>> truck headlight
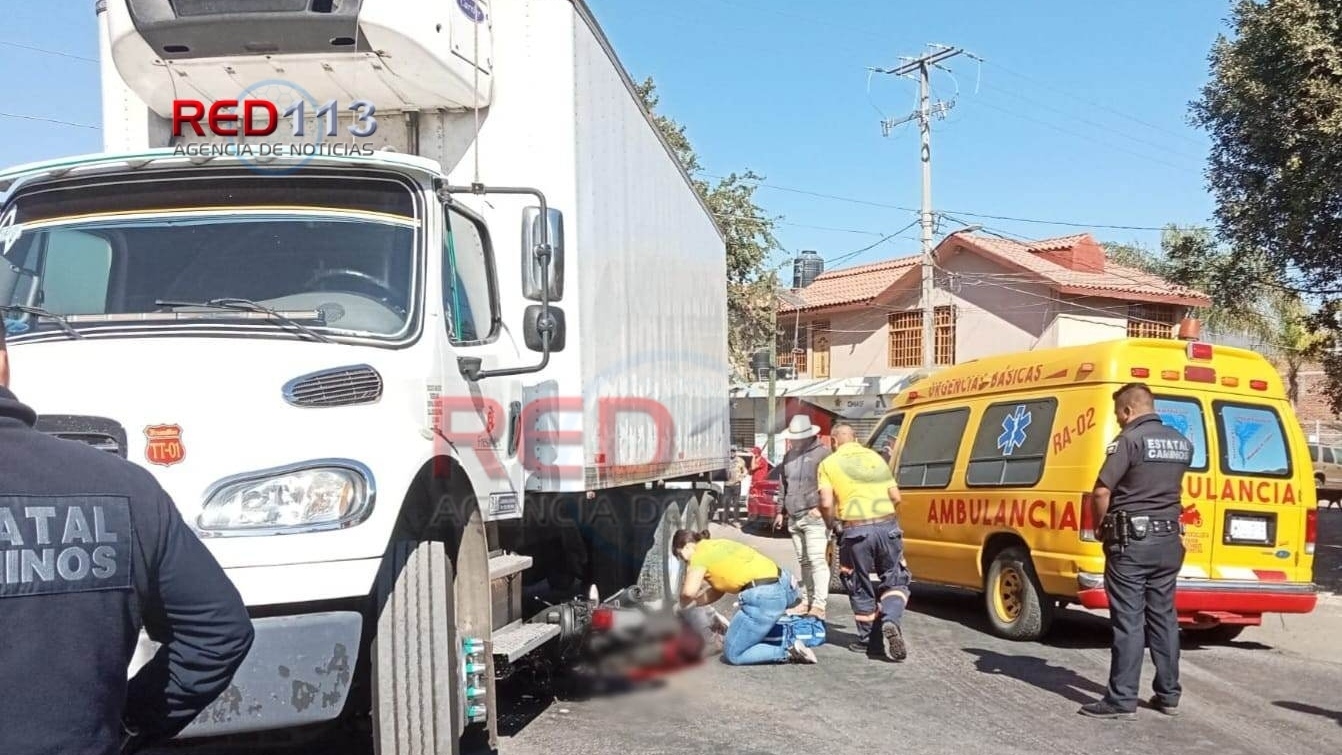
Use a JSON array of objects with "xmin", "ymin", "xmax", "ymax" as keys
[{"xmin": 197, "ymin": 460, "xmax": 375, "ymax": 535}]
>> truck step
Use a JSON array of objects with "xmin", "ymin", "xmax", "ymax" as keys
[
  {"xmin": 489, "ymin": 553, "xmax": 532, "ymax": 581},
  {"xmin": 491, "ymin": 621, "xmax": 560, "ymax": 664}
]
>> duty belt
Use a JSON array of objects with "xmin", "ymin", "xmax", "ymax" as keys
[
  {"xmin": 1101, "ymin": 512, "xmax": 1182, "ymax": 547},
  {"xmin": 842, "ymin": 513, "xmax": 899, "ymax": 528}
]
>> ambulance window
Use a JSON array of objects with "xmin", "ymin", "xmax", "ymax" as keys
[
  {"xmin": 966, "ymin": 399, "xmax": 1057, "ymax": 487},
  {"xmin": 896, "ymin": 408, "xmax": 968, "ymax": 489},
  {"xmin": 868, "ymin": 414, "xmax": 903, "ymax": 464},
  {"xmin": 1213, "ymin": 402, "xmax": 1291, "ymax": 478},
  {"xmin": 1153, "ymin": 397, "xmax": 1208, "ymax": 471}
]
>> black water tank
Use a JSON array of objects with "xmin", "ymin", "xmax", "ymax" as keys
[
  {"xmin": 793, "ymin": 250, "xmax": 824, "ymax": 289},
  {"xmin": 750, "ymin": 350, "xmax": 772, "ymax": 381}
]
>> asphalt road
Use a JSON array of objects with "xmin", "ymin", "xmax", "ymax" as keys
[{"xmin": 152, "ymin": 513, "xmax": 1342, "ymax": 755}]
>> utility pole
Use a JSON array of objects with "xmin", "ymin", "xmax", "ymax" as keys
[{"xmin": 875, "ymin": 45, "xmax": 965, "ymax": 368}]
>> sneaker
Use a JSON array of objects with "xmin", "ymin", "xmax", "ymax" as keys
[
  {"xmin": 846, "ymin": 640, "xmax": 870, "ymax": 654},
  {"xmin": 882, "ymin": 623, "xmax": 907, "ymax": 662},
  {"xmin": 787, "ymin": 638, "xmax": 817, "ymax": 664},
  {"xmin": 1078, "ymin": 701, "xmax": 1136, "ymax": 720},
  {"xmin": 1149, "ymin": 696, "xmax": 1180, "ymax": 717}
]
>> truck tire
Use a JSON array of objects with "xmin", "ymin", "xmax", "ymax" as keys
[
  {"xmin": 372, "ymin": 539, "xmax": 463, "ymax": 755},
  {"xmin": 984, "ymin": 546, "xmax": 1054, "ymax": 641},
  {"xmin": 636, "ymin": 497, "xmax": 683, "ymax": 609}
]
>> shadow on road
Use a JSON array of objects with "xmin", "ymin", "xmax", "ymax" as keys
[
  {"xmin": 1273, "ymin": 700, "xmax": 1342, "ymax": 726},
  {"xmin": 908, "ymin": 586, "xmax": 1114, "ymax": 649},
  {"xmin": 964, "ymin": 648, "xmax": 1105, "ymax": 705}
]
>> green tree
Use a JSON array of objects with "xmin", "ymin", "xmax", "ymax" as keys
[
  {"xmin": 635, "ymin": 77, "xmax": 780, "ymax": 379},
  {"xmin": 1102, "ymin": 227, "xmax": 1319, "ymax": 404},
  {"xmin": 1191, "ymin": 0, "xmax": 1342, "ymax": 408}
]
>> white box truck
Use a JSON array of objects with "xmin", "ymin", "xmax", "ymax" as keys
[{"xmin": 0, "ymin": 1, "xmax": 728, "ymax": 751}]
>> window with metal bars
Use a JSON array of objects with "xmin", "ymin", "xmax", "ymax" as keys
[
  {"xmin": 777, "ymin": 321, "xmax": 809, "ymax": 374},
  {"xmin": 1127, "ymin": 303, "xmax": 1177, "ymax": 338},
  {"xmin": 888, "ymin": 307, "xmax": 954, "ymax": 367}
]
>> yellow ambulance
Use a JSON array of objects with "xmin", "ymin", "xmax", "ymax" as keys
[{"xmin": 870, "ymin": 337, "xmax": 1320, "ymax": 642}]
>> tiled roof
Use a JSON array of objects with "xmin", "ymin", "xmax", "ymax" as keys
[
  {"xmin": 956, "ymin": 233, "xmax": 1211, "ymax": 306},
  {"xmin": 779, "ymin": 232, "xmax": 1210, "ymax": 313},
  {"xmin": 779, "ymin": 256, "xmax": 918, "ymax": 313}
]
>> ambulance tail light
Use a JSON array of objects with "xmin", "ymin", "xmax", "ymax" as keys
[
  {"xmin": 1305, "ymin": 508, "xmax": 1317, "ymax": 556},
  {"xmin": 1221, "ymin": 376, "xmax": 1239, "ymax": 387},
  {"xmin": 1130, "ymin": 367, "xmax": 1150, "ymax": 378},
  {"xmin": 1187, "ymin": 342, "xmax": 1214, "ymax": 360},
  {"xmin": 1079, "ymin": 493, "xmax": 1098, "ymax": 542},
  {"xmin": 1184, "ymin": 366, "xmax": 1216, "ymax": 383},
  {"xmin": 1162, "ymin": 370, "xmax": 1180, "ymax": 381},
  {"xmin": 1250, "ymin": 379, "xmax": 1269, "ymax": 391}
]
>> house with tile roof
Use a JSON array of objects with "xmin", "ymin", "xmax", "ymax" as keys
[
  {"xmin": 774, "ymin": 231, "xmax": 1211, "ymax": 380},
  {"xmin": 729, "ymin": 231, "xmax": 1212, "ymax": 455}
]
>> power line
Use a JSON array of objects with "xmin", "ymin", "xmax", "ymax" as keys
[
  {"xmin": 983, "ymin": 60, "xmax": 1206, "ymax": 148},
  {"xmin": 962, "ymin": 97, "xmax": 1199, "ymax": 174},
  {"xmin": 0, "ymin": 39, "xmax": 96, "ymax": 63},
  {"xmin": 701, "ymin": 172, "xmax": 1203, "ymax": 232},
  {"xmin": 0, "ymin": 111, "xmax": 99, "ymax": 130}
]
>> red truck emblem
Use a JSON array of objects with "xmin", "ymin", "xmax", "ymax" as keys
[
  {"xmin": 1180, "ymin": 503, "xmax": 1202, "ymax": 528},
  {"xmin": 144, "ymin": 424, "xmax": 186, "ymax": 467}
]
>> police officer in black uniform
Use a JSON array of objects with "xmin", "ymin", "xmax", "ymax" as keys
[
  {"xmin": 1080, "ymin": 382, "xmax": 1192, "ymax": 720},
  {"xmin": 0, "ymin": 323, "xmax": 254, "ymax": 755}
]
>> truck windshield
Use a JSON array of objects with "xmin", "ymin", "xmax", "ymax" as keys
[{"xmin": 0, "ymin": 172, "xmax": 421, "ymax": 343}]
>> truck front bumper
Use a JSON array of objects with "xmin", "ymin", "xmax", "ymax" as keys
[
  {"xmin": 1076, "ymin": 574, "xmax": 1318, "ymax": 623},
  {"xmin": 131, "ymin": 611, "xmax": 364, "ymax": 739}
]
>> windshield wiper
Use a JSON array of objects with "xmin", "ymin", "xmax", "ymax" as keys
[
  {"xmin": 154, "ymin": 298, "xmax": 333, "ymax": 344},
  {"xmin": 3, "ymin": 304, "xmax": 84, "ymax": 339}
]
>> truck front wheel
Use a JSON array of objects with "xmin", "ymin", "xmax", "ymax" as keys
[{"xmin": 372, "ymin": 539, "xmax": 464, "ymax": 755}]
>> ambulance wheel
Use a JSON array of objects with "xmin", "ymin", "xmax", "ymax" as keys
[
  {"xmin": 827, "ymin": 537, "xmax": 847, "ymax": 595},
  {"xmin": 984, "ymin": 546, "xmax": 1054, "ymax": 641},
  {"xmin": 372, "ymin": 538, "xmax": 464, "ymax": 755}
]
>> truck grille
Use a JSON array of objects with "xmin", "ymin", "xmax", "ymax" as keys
[
  {"xmin": 34, "ymin": 415, "xmax": 128, "ymax": 458},
  {"xmin": 282, "ymin": 365, "xmax": 384, "ymax": 408}
]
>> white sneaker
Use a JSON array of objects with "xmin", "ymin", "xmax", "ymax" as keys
[{"xmin": 787, "ymin": 638, "xmax": 817, "ymax": 664}]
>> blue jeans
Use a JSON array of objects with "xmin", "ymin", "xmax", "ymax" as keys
[{"xmin": 723, "ymin": 570, "xmax": 797, "ymax": 665}]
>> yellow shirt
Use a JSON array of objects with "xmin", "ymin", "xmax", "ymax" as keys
[
  {"xmin": 818, "ymin": 442, "xmax": 898, "ymax": 522},
  {"xmin": 688, "ymin": 539, "xmax": 779, "ymax": 594}
]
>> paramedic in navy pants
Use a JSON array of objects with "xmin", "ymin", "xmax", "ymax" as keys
[
  {"xmin": 1081, "ymin": 382, "xmax": 1191, "ymax": 720},
  {"xmin": 819, "ymin": 423, "xmax": 910, "ymax": 661},
  {"xmin": 0, "ymin": 322, "xmax": 254, "ymax": 755},
  {"xmin": 674, "ymin": 529, "xmax": 818, "ymax": 665}
]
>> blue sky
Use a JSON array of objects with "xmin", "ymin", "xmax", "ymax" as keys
[{"xmin": 0, "ymin": 0, "xmax": 1232, "ymax": 275}]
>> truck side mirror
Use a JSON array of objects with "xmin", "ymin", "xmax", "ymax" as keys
[
  {"xmin": 523, "ymin": 304, "xmax": 565, "ymax": 353},
  {"xmin": 521, "ymin": 206, "xmax": 564, "ymax": 302}
]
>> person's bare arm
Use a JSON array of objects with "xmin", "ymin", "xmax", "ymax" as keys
[
  {"xmin": 819, "ymin": 486, "xmax": 836, "ymax": 530},
  {"xmin": 1091, "ymin": 485, "xmax": 1112, "ymax": 523},
  {"xmin": 679, "ymin": 565, "xmax": 709, "ymax": 609},
  {"xmin": 887, "ymin": 484, "xmax": 902, "ymax": 506}
]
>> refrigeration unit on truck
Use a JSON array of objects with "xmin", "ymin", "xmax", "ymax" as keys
[{"xmin": 0, "ymin": 1, "xmax": 729, "ymax": 751}]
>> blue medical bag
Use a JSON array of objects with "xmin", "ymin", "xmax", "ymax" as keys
[{"xmin": 765, "ymin": 615, "xmax": 827, "ymax": 648}]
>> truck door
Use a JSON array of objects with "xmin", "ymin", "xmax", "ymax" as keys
[
  {"xmin": 439, "ymin": 205, "xmax": 525, "ymax": 512},
  {"xmin": 1152, "ymin": 395, "xmax": 1215, "ymax": 580}
]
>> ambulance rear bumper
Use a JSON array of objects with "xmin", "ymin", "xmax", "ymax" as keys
[{"xmin": 1076, "ymin": 575, "xmax": 1319, "ymax": 617}]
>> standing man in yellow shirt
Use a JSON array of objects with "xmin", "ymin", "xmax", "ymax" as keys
[{"xmin": 818, "ymin": 423, "xmax": 910, "ymax": 661}]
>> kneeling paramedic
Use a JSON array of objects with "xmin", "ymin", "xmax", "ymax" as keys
[
  {"xmin": 0, "ymin": 322, "xmax": 254, "ymax": 755},
  {"xmin": 674, "ymin": 529, "xmax": 817, "ymax": 665},
  {"xmin": 1081, "ymin": 382, "xmax": 1191, "ymax": 720},
  {"xmin": 818, "ymin": 423, "xmax": 910, "ymax": 661}
]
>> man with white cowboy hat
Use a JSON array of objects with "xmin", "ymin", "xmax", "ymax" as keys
[{"xmin": 774, "ymin": 414, "xmax": 833, "ymax": 619}]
